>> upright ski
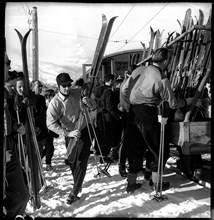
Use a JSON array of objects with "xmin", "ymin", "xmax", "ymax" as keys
[
  {"xmin": 147, "ymin": 27, "xmax": 156, "ymax": 58},
  {"xmin": 88, "ymin": 15, "xmax": 117, "ymax": 96},
  {"xmin": 15, "ymin": 29, "xmax": 42, "ymax": 210}
]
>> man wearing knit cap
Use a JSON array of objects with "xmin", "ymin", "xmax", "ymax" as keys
[{"xmin": 47, "ymin": 72, "xmax": 97, "ymax": 204}]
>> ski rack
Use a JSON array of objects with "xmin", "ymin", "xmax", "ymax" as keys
[{"xmin": 136, "ymin": 24, "xmax": 211, "ymax": 67}]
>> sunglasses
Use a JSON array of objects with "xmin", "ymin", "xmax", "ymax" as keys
[
  {"xmin": 61, "ymin": 83, "xmax": 71, "ymax": 88},
  {"xmin": 5, "ymin": 60, "xmax": 11, "ymax": 66}
]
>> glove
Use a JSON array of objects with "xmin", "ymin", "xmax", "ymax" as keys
[
  {"xmin": 17, "ymin": 123, "xmax": 26, "ymax": 135},
  {"xmin": 6, "ymin": 150, "xmax": 12, "ymax": 162},
  {"xmin": 158, "ymin": 101, "xmax": 170, "ymax": 118},
  {"xmin": 34, "ymin": 126, "xmax": 41, "ymax": 136},
  {"xmin": 82, "ymin": 96, "xmax": 97, "ymax": 109}
]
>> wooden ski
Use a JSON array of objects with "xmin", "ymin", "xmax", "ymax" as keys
[
  {"xmin": 189, "ymin": 9, "xmax": 211, "ymax": 92},
  {"xmin": 170, "ymin": 8, "xmax": 192, "ymax": 97},
  {"xmin": 140, "ymin": 42, "xmax": 146, "ymax": 61},
  {"xmin": 184, "ymin": 60, "xmax": 211, "ymax": 122},
  {"xmin": 147, "ymin": 27, "xmax": 156, "ymax": 58},
  {"xmin": 88, "ymin": 15, "xmax": 117, "ymax": 97},
  {"xmin": 15, "ymin": 29, "xmax": 42, "ymax": 210},
  {"xmin": 185, "ymin": 9, "xmax": 205, "ymax": 97}
]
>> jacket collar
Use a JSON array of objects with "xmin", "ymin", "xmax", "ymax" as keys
[{"xmin": 58, "ymin": 91, "xmax": 68, "ymax": 101}]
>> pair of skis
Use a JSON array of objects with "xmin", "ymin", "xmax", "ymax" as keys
[
  {"xmin": 15, "ymin": 29, "xmax": 50, "ymax": 210},
  {"xmin": 88, "ymin": 14, "xmax": 117, "ymax": 97},
  {"xmin": 138, "ymin": 26, "xmax": 163, "ymax": 66},
  {"xmin": 66, "ymin": 14, "xmax": 117, "ymax": 178}
]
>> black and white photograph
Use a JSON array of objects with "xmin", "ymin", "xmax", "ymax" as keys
[{"xmin": 3, "ymin": 2, "xmax": 211, "ymax": 218}]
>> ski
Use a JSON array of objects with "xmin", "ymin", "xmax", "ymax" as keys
[
  {"xmin": 147, "ymin": 27, "xmax": 156, "ymax": 58},
  {"xmin": 168, "ymin": 33, "xmax": 181, "ymax": 82},
  {"xmin": 177, "ymin": 19, "xmax": 182, "ymax": 32},
  {"xmin": 189, "ymin": 9, "xmax": 211, "ymax": 92},
  {"xmin": 130, "ymin": 52, "xmax": 140, "ymax": 65},
  {"xmin": 15, "ymin": 29, "xmax": 42, "ymax": 210},
  {"xmin": 154, "ymin": 29, "xmax": 160, "ymax": 50},
  {"xmin": 185, "ymin": 9, "xmax": 205, "ymax": 97},
  {"xmin": 184, "ymin": 60, "xmax": 211, "ymax": 122},
  {"xmin": 180, "ymin": 16, "xmax": 195, "ymax": 96},
  {"xmin": 154, "ymin": 29, "xmax": 164, "ymax": 50},
  {"xmin": 165, "ymin": 31, "xmax": 175, "ymax": 47},
  {"xmin": 89, "ymin": 14, "xmax": 108, "ymax": 83},
  {"xmin": 88, "ymin": 15, "xmax": 117, "ymax": 96},
  {"xmin": 140, "ymin": 42, "xmax": 146, "ymax": 61},
  {"xmin": 170, "ymin": 8, "xmax": 192, "ymax": 97}
]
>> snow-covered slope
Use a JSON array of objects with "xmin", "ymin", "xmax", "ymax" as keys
[{"xmin": 26, "ymin": 137, "xmax": 211, "ymax": 218}]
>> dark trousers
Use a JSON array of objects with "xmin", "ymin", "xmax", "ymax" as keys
[
  {"xmin": 43, "ymin": 133, "xmax": 55, "ymax": 165},
  {"xmin": 65, "ymin": 127, "xmax": 92, "ymax": 195},
  {"xmin": 4, "ymin": 136, "xmax": 29, "ymax": 218},
  {"xmin": 132, "ymin": 104, "xmax": 170, "ymax": 172},
  {"xmin": 37, "ymin": 139, "xmax": 44, "ymax": 158},
  {"xmin": 118, "ymin": 130, "xmax": 128, "ymax": 167},
  {"xmin": 122, "ymin": 110, "xmax": 146, "ymax": 174},
  {"xmin": 118, "ymin": 111, "xmax": 129, "ymax": 167}
]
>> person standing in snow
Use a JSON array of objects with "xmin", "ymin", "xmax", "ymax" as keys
[
  {"xmin": 46, "ymin": 73, "xmax": 97, "ymax": 204},
  {"xmin": 30, "ymin": 80, "xmax": 49, "ymax": 158},
  {"xmin": 93, "ymin": 73, "xmax": 122, "ymax": 163},
  {"xmin": 121, "ymin": 48, "xmax": 201, "ymax": 192},
  {"xmin": 118, "ymin": 65, "xmax": 147, "ymax": 192},
  {"xmin": 43, "ymin": 89, "xmax": 59, "ymax": 171},
  {"xmin": 3, "ymin": 55, "xmax": 30, "ymax": 219}
]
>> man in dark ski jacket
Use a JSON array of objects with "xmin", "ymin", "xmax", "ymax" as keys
[
  {"xmin": 3, "ymin": 54, "xmax": 30, "ymax": 219},
  {"xmin": 31, "ymin": 80, "xmax": 48, "ymax": 158},
  {"xmin": 93, "ymin": 73, "xmax": 122, "ymax": 163}
]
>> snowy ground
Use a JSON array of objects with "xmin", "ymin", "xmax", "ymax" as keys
[{"xmin": 26, "ymin": 137, "xmax": 211, "ymax": 218}]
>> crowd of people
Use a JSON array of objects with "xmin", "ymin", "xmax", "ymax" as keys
[{"xmin": 4, "ymin": 47, "xmax": 209, "ymax": 218}]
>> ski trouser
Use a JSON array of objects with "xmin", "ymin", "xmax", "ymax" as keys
[
  {"xmin": 118, "ymin": 129, "xmax": 128, "ymax": 168},
  {"xmin": 131, "ymin": 104, "xmax": 170, "ymax": 172},
  {"xmin": 43, "ymin": 132, "xmax": 55, "ymax": 165},
  {"xmin": 65, "ymin": 126, "xmax": 92, "ymax": 195},
  {"xmin": 4, "ymin": 136, "xmax": 30, "ymax": 219},
  {"xmin": 125, "ymin": 109, "xmax": 146, "ymax": 174}
]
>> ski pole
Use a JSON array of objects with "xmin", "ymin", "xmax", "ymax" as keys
[
  {"xmin": 83, "ymin": 108, "xmax": 100, "ymax": 176},
  {"xmin": 153, "ymin": 101, "xmax": 169, "ymax": 201},
  {"xmin": 84, "ymin": 106, "xmax": 111, "ymax": 177}
]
